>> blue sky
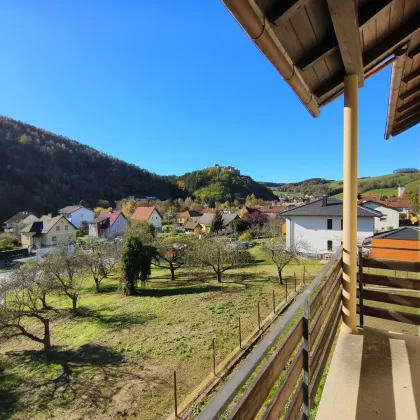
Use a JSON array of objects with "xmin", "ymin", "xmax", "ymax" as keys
[{"xmin": 0, "ymin": 1, "xmax": 418, "ymax": 183}]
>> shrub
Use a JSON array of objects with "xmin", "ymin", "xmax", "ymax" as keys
[{"xmin": 239, "ymin": 232, "xmax": 253, "ymax": 242}]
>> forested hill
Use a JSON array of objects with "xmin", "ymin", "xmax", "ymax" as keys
[
  {"xmin": 0, "ymin": 116, "xmax": 185, "ymax": 222},
  {"xmin": 165, "ymin": 167, "xmax": 278, "ymax": 205}
]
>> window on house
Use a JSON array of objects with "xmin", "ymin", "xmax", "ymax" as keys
[
  {"xmin": 65, "ymin": 225, "xmax": 68, "ymax": 231},
  {"xmin": 56, "ymin": 226, "xmax": 60, "ymax": 231},
  {"xmin": 327, "ymin": 240, "xmax": 333, "ymax": 251},
  {"xmin": 327, "ymin": 219, "xmax": 333, "ymax": 230},
  {"xmin": 52, "ymin": 236, "xmax": 57, "ymax": 242},
  {"xmin": 341, "ymin": 219, "xmax": 343, "ymax": 230}
]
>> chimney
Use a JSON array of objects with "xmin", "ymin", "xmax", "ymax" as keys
[
  {"xmin": 48, "ymin": 212, "xmax": 52, "ymax": 218},
  {"xmin": 322, "ymin": 195, "xmax": 328, "ymax": 207}
]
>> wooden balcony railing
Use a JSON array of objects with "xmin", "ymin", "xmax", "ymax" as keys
[
  {"xmin": 358, "ymin": 246, "xmax": 420, "ymax": 328},
  {"xmin": 197, "ymin": 249, "xmax": 343, "ymax": 420}
]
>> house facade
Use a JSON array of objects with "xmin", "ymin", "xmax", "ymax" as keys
[
  {"xmin": 3, "ymin": 211, "xmax": 38, "ymax": 233},
  {"xmin": 177, "ymin": 210, "xmax": 203, "ymax": 225},
  {"xmin": 198, "ymin": 213, "xmax": 240, "ymax": 234},
  {"xmin": 59, "ymin": 206, "xmax": 94, "ymax": 228},
  {"xmin": 89, "ymin": 210, "xmax": 128, "ymax": 239},
  {"xmin": 282, "ymin": 197, "xmax": 381, "ymax": 255},
  {"xmin": 361, "ymin": 201, "xmax": 400, "ymax": 232},
  {"xmin": 21, "ymin": 215, "xmax": 77, "ymax": 249},
  {"xmin": 131, "ymin": 206, "xmax": 162, "ymax": 232}
]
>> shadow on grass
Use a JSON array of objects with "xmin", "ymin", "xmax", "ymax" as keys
[
  {"xmin": 0, "ymin": 369, "xmax": 20, "ymax": 420},
  {"xmin": 77, "ymin": 306, "xmax": 155, "ymax": 327},
  {"xmin": 134, "ymin": 284, "xmax": 222, "ymax": 297},
  {"xmin": 4, "ymin": 344, "xmax": 125, "ymax": 414}
]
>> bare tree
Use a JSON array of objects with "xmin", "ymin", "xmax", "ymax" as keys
[
  {"xmin": 189, "ymin": 238, "xmax": 253, "ymax": 283},
  {"xmin": 0, "ymin": 265, "xmax": 54, "ymax": 351},
  {"xmin": 83, "ymin": 241, "xmax": 108, "ymax": 292},
  {"xmin": 153, "ymin": 236, "xmax": 192, "ymax": 281},
  {"xmin": 43, "ymin": 242, "xmax": 86, "ymax": 314},
  {"xmin": 264, "ymin": 239, "xmax": 303, "ymax": 285}
]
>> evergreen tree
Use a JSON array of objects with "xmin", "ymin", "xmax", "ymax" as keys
[{"xmin": 210, "ymin": 210, "xmax": 224, "ymax": 233}]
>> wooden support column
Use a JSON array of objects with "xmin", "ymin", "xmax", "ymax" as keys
[{"xmin": 342, "ymin": 75, "xmax": 358, "ymax": 334}]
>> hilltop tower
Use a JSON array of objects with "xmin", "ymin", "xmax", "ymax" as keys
[{"xmin": 398, "ymin": 184, "xmax": 406, "ymax": 198}]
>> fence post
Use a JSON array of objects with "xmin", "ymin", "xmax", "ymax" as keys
[
  {"xmin": 358, "ymin": 248, "xmax": 364, "ymax": 328},
  {"xmin": 238, "ymin": 316, "xmax": 242, "ymax": 349},
  {"xmin": 285, "ymin": 278, "xmax": 288, "ymax": 300},
  {"xmin": 257, "ymin": 302, "xmax": 261, "ymax": 330},
  {"xmin": 212, "ymin": 338, "xmax": 216, "ymax": 377},
  {"xmin": 272, "ymin": 290, "xmax": 276, "ymax": 314},
  {"xmin": 303, "ymin": 299, "xmax": 311, "ymax": 419},
  {"xmin": 174, "ymin": 371, "xmax": 178, "ymax": 418},
  {"xmin": 303, "ymin": 266, "xmax": 306, "ymax": 284},
  {"xmin": 294, "ymin": 272, "xmax": 297, "ymax": 292}
]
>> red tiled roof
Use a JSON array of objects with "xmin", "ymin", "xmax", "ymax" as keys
[
  {"xmin": 378, "ymin": 199, "xmax": 412, "ymax": 209},
  {"xmin": 90, "ymin": 210, "xmax": 124, "ymax": 226},
  {"xmin": 178, "ymin": 210, "xmax": 203, "ymax": 218},
  {"xmin": 201, "ymin": 209, "xmax": 217, "ymax": 214},
  {"xmin": 132, "ymin": 206, "xmax": 159, "ymax": 221}
]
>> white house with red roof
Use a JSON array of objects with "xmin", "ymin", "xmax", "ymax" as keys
[
  {"xmin": 131, "ymin": 206, "xmax": 162, "ymax": 232},
  {"xmin": 88, "ymin": 210, "xmax": 128, "ymax": 239}
]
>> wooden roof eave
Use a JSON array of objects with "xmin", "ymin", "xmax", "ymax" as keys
[
  {"xmin": 222, "ymin": 0, "xmax": 320, "ymax": 118},
  {"xmin": 384, "ymin": 46, "xmax": 409, "ymax": 140}
]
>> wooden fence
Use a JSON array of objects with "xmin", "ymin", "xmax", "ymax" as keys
[
  {"xmin": 358, "ymin": 247, "xmax": 420, "ymax": 327},
  {"xmin": 197, "ymin": 249, "xmax": 343, "ymax": 420}
]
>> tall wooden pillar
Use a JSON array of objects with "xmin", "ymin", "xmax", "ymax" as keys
[{"xmin": 342, "ymin": 75, "xmax": 358, "ymax": 334}]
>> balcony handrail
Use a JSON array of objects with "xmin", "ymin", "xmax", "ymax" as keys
[
  {"xmin": 197, "ymin": 248, "xmax": 343, "ymax": 420},
  {"xmin": 360, "ymin": 245, "xmax": 420, "ymax": 252}
]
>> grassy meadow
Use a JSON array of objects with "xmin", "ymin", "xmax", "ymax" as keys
[{"xmin": 0, "ymin": 242, "xmax": 322, "ymax": 420}]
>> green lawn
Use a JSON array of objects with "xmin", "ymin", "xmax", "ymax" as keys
[{"xmin": 0, "ymin": 242, "xmax": 323, "ymax": 420}]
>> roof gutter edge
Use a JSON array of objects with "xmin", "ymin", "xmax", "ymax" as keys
[{"xmin": 221, "ymin": 0, "xmax": 320, "ymax": 118}]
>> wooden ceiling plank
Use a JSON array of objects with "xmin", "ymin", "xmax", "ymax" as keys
[
  {"xmin": 265, "ymin": 0, "xmax": 312, "ymax": 23},
  {"xmin": 326, "ymin": 0, "xmax": 364, "ymax": 85},
  {"xmin": 315, "ymin": 10, "xmax": 420, "ymax": 98},
  {"xmin": 392, "ymin": 117, "xmax": 420, "ymax": 136},
  {"xmin": 408, "ymin": 44, "xmax": 420, "ymax": 59},
  {"xmin": 296, "ymin": 0, "xmax": 392, "ymax": 71},
  {"xmin": 397, "ymin": 97, "xmax": 420, "ymax": 112},
  {"xmin": 396, "ymin": 103, "xmax": 420, "ymax": 119},
  {"xmin": 395, "ymin": 109, "xmax": 420, "ymax": 123},
  {"xmin": 400, "ymin": 84, "xmax": 420, "ymax": 99},
  {"xmin": 402, "ymin": 67, "xmax": 420, "ymax": 83}
]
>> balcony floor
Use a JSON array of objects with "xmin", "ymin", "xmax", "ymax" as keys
[{"xmin": 316, "ymin": 326, "xmax": 420, "ymax": 420}]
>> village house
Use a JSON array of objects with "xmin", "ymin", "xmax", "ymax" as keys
[
  {"xmin": 3, "ymin": 211, "xmax": 38, "ymax": 234},
  {"xmin": 21, "ymin": 215, "xmax": 77, "ymax": 249},
  {"xmin": 365, "ymin": 227, "xmax": 419, "ymax": 262},
  {"xmin": 184, "ymin": 221, "xmax": 202, "ymax": 235},
  {"xmin": 198, "ymin": 213, "xmax": 240, "ymax": 234},
  {"xmin": 88, "ymin": 210, "xmax": 128, "ymax": 239},
  {"xmin": 281, "ymin": 196, "xmax": 381, "ymax": 256},
  {"xmin": 360, "ymin": 201, "xmax": 400, "ymax": 232},
  {"xmin": 259, "ymin": 205, "xmax": 286, "ymax": 219},
  {"xmin": 131, "ymin": 206, "xmax": 162, "ymax": 232},
  {"xmin": 58, "ymin": 206, "xmax": 94, "ymax": 228},
  {"xmin": 177, "ymin": 210, "xmax": 203, "ymax": 225}
]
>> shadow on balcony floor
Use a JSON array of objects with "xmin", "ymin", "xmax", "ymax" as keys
[{"xmin": 316, "ymin": 326, "xmax": 420, "ymax": 420}]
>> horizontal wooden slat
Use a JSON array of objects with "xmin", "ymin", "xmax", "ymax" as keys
[
  {"xmin": 358, "ymin": 289, "xmax": 420, "ymax": 308},
  {"xmin": 311, "ymin": 259, "xmax": 342, "ymax": 316},
  {"xmin": 310, "ymin": 272, "xmax": 341, "ymax": 348},
  {"xmin": 310, "ymin": 294, "xmax": 342, "ymax": 377},
  {"xmin": 362, "ymin": 258, "xmax": 420, "ymax": 272},
  {"xmin": 229, "ymin": 319, "xmax": 303, "ymax": 419},
  {"xmin": 358, "ymin": 305, "xmax": 420, "ymax": 326},
  {"xmin": 310, "ymin": 304, "xmax": 341, "ymax": 402},
  {"xmin": 284, "ymin": 379, "xmax": 303, "ymax": 420},
  {"xmin": 262, "ymin": 349, "xmax": 303, "ymax": 420},
  {"xmin": 362, "ymin": 273, "xmax": 420, "ymax": 291}
]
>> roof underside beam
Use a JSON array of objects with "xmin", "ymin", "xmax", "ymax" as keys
[
  {"xmin": 396, "ymin": 104, "xmax": 420, "ymax": 121},
  {"xmin": 326, "ymin": 0, "xmax": 364, "ymax": 86},
  {"xmin": 402, "ymin": 68, "xmax": 420, "ymax": 84},
  {"xmin": 397, "ymin": 98, "xmax": 420, "ymax": 113},
  {"xmin": 265, "ymin": 0, "xmax": 312, "ymax": 24},
  {"xmin": 315, "ymin": 10, "xmax": 420, "ymax": 100},
  {"xmin": 408, "ymin": 44, "xmax": 420, "ymax": 59},
  {"xmin": 385, "ymin": 47, "xmax": 409, "ymax": 139},
  {"xmin": 392, "ymin": 115, "xmax": 420, "ymax": 136},
  {"xmin": 296, "ymin": 0, "xmax": 392, "ymax": 71}
]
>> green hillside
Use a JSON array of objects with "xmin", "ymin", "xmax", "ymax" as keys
[
  {"xmin": 267, "ymin": 172, "xmax": 419, "ymax": 199},
  {"xmin": 167, "ymin": 167, "xmax": 277, "ymax": 205},
  {"xmin": 0, "ymin": 116, "xmax": 185, "ymax": 223}
]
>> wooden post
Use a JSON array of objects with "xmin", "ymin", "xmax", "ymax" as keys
[
  {"xmin": 294, "ymin": 272, "xmax": 297, "ymax": 292},
  {"xmin": 303, "ymin": 266, "xmax": 306, "ymax": 284},
  {"xmin": 257, "ymin": 302, "xmax": 261, "ymax": 330},
  {"xmin": 272, "ymin": 290, "xmax": 276, "ymax": 314},
  {"xmin": 285, "ymin": 279, "xmax": 288, "ymax": 300},
  {"xmin": 174, "ymin": 371, "xmax": 178, "ymax": 418},
  {"xmin": 358, "ymin": 248, "xmax": 364, "ymax": 328},
  {"xmin": 238, "ymin": 316, "xmax": 242, "ymax": 349},
  {"xmin": 303, "ymin": 299, "xmax": 311, "ymax": 419},
  {"xmin": 342, "ymin": 74, "xmax": 359, "ymax": 334},
  {"xmin": 212, "ymin": 338, "xmax": 216, "ymax": 377}
]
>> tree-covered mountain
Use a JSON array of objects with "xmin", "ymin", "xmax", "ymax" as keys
[
  {"xmin": 0, "ymin": 116, "xmax": 185, "ymax": 223},
  {"xmin": 166, "ymin": 166, "xmax": 278, "ymax": 205}
]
